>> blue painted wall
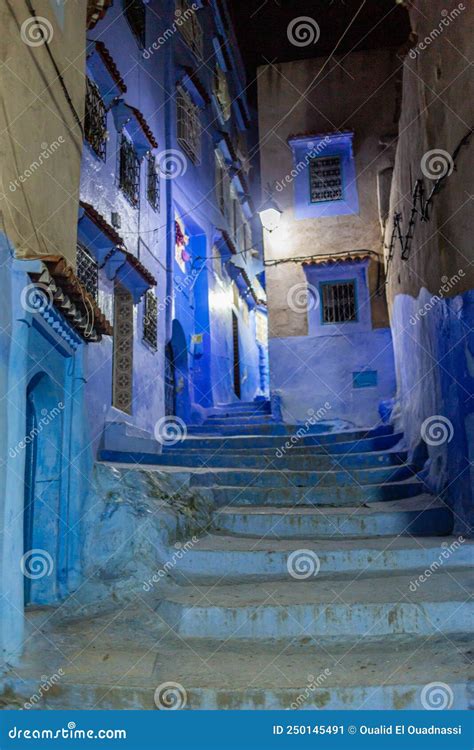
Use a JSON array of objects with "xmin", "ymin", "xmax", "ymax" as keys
[{"xmin": 391, "ymin": 289, "xmax": 474, "ymax": 535}]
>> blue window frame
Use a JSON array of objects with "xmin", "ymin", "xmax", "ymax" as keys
[{"xmin": 320, "ymin": 279, "xmax": 358, "ymax": 324}]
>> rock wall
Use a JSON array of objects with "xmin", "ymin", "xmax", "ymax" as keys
[{"xmin": 76, "ymin": 464, "xmax": 214, "ymax": 607}]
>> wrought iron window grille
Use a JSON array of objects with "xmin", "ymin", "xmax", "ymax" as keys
[
  {"xmin": 123, "ymin": 0, "xmax": 146, "ymax": 47},
  {"xmin": 309, "ymin": 155, "xmax": 343, "ymax": 203},
  {"xmin": 76, "ymin": 244, "xmax": 99, "ymax": 302},
  {"xmin": 321, "ymin": 281, "xmax": 357, "ymax": 324},
  {"xmin": 177, "ymin": 86, "xmax": 201, "ymax": 165},
  {"xmin": 84, "ymin": 78, "xmax": 107, "ymax": 160},
  {"xmin": 119, "ymin": 134, "xmax": 140, "ymax": 207},
  {"xmin": 175, "ymin": 0, "xmax": 203, "ymax": 58},
  {"xmin": 146, "ymin": 153, "xmax": 160, "ymax": 211},
  {"xmin": 143, "ymin": 289, "xmax": 158, "ymax": 350}
]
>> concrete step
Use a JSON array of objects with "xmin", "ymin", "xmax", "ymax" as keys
[
  {"xmin": 168, "ymin": 534, "xmax": 471, "ymax": 583},
  {"xmin": 116, "ymin": 449, "xmax": 409, "ymax": 471},
  {"xmin": 214, "ymin": 400, "xmax": 271, "ymax": 412},
  {"xmin": 187, "ymin": 424, "xmax": 394, "ymax": 439},
  {"xmin": 166, "ymin": 428, "xmax": 399, "ymax": 452},
  {"xmin": 191, "ymin": 464, "xmax": 417, "ymax": 489},
  {"xmin": 203, "ymin": 415, "xmax": 275, "ymax": 426},
  {"xmin": 157, "ymin": 568, "xmax": 473, "ymax": 640},
  {"xmin": 5, "ymin": 616, "xmax": 471, "ymax": 709},
  {"xmin": 213, "ymin": 496, "xmax": 453, "ymax": 538},
  {"xmin": 210, "ymin": 479, "xmax": 424, "ymax": 507}
]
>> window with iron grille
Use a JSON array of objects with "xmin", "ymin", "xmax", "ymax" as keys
[
  {"xmin": 320, "ymin": 280, "xmax": 357, "ymax": 324},
  {"xmin": 143, "ymin": 289, "xmax": 158, "ymax": 350},
  {"xmin": 215, "ymin": 152, "xmax": 226, "ymax": 215},
  {"xmin": 76, "ymin": 244, "xmax": 99, "ymax": 302},
  {"xmin": 309, "ymin": 155, "xmax": 343, "ymax": 203},
  {"xmin": 119, "ymin": 134, "xmax": 140, "ymax": 206},
  {"xmin": 123, "ymin": 0, "xmax": 146, "ymax": 47},
  {"xmin": 177, "ymin": 87, "xmax": 201, "ymax": 165},
  {"xmin": 84, "ymin": 78, "xmax": 107, "ymax": 160},
  {"xmin": 146, "ymin": 153, "xmax": 160, "ymax": 211},
  {"xmin": 176, "ymin": 0, "xmax": 203, "ymax": 58}
]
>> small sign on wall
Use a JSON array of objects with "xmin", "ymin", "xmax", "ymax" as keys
[{"xmin": 353, "ymin": 370, "xmax": 378, "ymax": 388}]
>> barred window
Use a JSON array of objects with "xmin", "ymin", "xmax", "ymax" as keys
[
  {"xmin": 143, "ymin": 289, "xmax": 158, "ymax": 349},
  {"xmin": 123, "ymin": 0, "xmax": 146, "ymax": 47},
  {"xmin": 215, "ymin": 152, "xmax": 226, "ymax": 215},
  {"xmin": 177, "ymin": 87, "xmax": 201, "ymax": 165},
  {"xmin": 309, "ymin": 156, "xmax": 343, "ymax": 203},
  {"xmin": 146, "ymin": 153, "xmax": 160, "ymax": 211},
  {"xmin": 119, "ymin": 135, "xmax": 140, "ymax": 206},
  {"xmin": 84, "ymin": 78, "xmax": 107, "ymax": 160},
  {"xmin": 321, "ymin": 281, "xmax": 357, "ymax": 324},
  {"xmin": 76, "ymin": 245, "xmax": 99, "ymax": 302},
  {"xmin": 176, "ymin": 0, "xmax": 203, "ymax": 58}
]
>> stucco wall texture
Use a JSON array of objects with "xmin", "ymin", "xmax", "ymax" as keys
[
  {"xmin": 258, "ymin": 49, "xmax": 400, "ymax": 339},
  {"xmin": 385, "ymin": 0, "xmax": 473, "ymax": 531}
]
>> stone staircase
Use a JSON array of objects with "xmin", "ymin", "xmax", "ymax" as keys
[
  {"xmin": 95, "ymin": 402, "xmax": 472, "ymax": 709},
  {"xmin": 6, "ymin": 403, "xmax": 472, "ymax": 710}
]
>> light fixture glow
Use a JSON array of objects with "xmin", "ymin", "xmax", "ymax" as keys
[{"xmin": 259, "ymin": 189, "xmax": 282, "ymax": 232}]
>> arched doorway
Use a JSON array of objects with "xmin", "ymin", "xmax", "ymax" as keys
[{"xmin": 23, "ymin": 372, "xmax": 64, "ymax": 605}]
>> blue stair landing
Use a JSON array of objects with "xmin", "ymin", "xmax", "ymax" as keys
[{"xmin": 92, "ymin": 408, "xmax": 473, "ymax": 709}]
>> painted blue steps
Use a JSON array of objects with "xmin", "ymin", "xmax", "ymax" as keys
[
  {"xmin": 156, "ymin": 568, "xmax": 473, "ymax": 640},
  {"xmin": 164, "ymin": 534, "xmax": 470, "ymax": 583},
  {"xmin": 190, "ymin": 464, "xmax": 417, "ymax": 488},
  {"xmin": 213, "ymin": 496, "xmax": 453, "ymax": 538},
  {"xmin": 209, "ymin": 480, "xmax": 424, "ymax": 507}
]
